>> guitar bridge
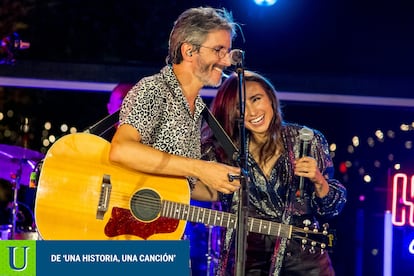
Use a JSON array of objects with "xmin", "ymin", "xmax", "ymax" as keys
[{"xmin": 96, "ymin": 174, "xmax": 112, "ymax": 220}]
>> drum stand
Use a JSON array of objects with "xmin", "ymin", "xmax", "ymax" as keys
[
  {"xmin": 0, "ymin": 141, "xmax": 43, "ymax": 240},
  {"xmin": 206, "ymin": 225, "xmax": 214, "ymax": 276},
  {"xmin": 206, "ymin": 225, "xmax": 220, "ymax": 275},
  {"xmin": 9, "ymin": 160, "xmax": 23, "ymax": 240}
]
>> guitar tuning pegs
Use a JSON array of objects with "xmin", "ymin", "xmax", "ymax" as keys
[
  {"xmin": 303, "ymin": 219, "xmax": 311, "ymax": 231},
  {"xmin": 301, "ymin": 239, "xmax": 308, "ymax": 251},
  {"xmin": 313, "ymin": 224, "xmax": 319, "ymax": 233},
  {"xmin": 309, "ymin": 246, "xmax": 316, "ymax": 254},
  {"xmin": 322, "ymin": 223, "xmax": 329, "ymax": 235}
]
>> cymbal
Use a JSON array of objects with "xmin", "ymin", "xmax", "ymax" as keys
[
  {"xmin": 0, "ymin": 145, "xmax": 44, "ymax": 161},
  {"xmin": 0, "ymin": 145, "xmax": 44, "ymax": 186}
]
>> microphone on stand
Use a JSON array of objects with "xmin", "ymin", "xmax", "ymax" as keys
[
  {"xmin": 297, "ymin": 126, "xmax": 314, "ymax": 198},
  {"xmin": 1, "ymin": 32, "xmax": 30, "ymax": 50},
  {"xmin": 229, "ymin": 49, "xmax": 244, "ymax": 66},
  {"xmin": 0, "ymin": 32, "xmax": 30, "ymax": 64}
]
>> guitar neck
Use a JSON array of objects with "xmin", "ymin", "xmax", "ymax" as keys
[{"xmin": 162, "ymin": 200, "xmax": 292, "ymax": 239}]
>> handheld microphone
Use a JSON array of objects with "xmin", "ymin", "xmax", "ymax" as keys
[
  {"xmin": 297, "ymin": 126, "xmax": 314, "ymax": 198},
  {"xmin": 229, "ymin": 49, "xmax": 244, "ymax": 65}
]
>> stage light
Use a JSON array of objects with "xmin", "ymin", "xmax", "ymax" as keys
[
  {"xmin": 42, "ymin": 138, "xmax": 49, "ymax": 146},
  {"xmin": 352, "ymin": 136, "xmax": 360, "ymax": 147},
  {"xmin": 60, "ymin": 123, "xmax": 68, "ymax": 132},
  {"xmin": 347, "ymin": 145, "xmax": 355, "ymax": 154},
  {"xmin": 48, "ymin": 135, "xmax": 56, "ymax": 143},
  {"xmin": 253, "ymin": 0, "xmax": 277, "ymax": 7},
  {"xmin": 363, "ymin": 174, "xmax": 372, "ymax": 183},
  {"xmin": 44, "ymin": 121, "xmax": 51, "ymax": 130}
]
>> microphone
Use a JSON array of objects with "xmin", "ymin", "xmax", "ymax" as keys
[
  {"xmin": 1, "ymin": 33, "xmax": 30, "ymax": 51},
  {"xmin": 1, "ymin": 32, "xmax": 30, "ymax": 64},
  {"xmin": 297, "ymin": 126, "xmax": 314, "ymax": 198},
  {"xmin": 229, "ymin": 49, "xmax": 244, "ymax": 65}
]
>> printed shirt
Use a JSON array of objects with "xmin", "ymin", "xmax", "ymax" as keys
[{"xmin": 119, "ymin": 65, "xmax": 206, "ymax": 185}]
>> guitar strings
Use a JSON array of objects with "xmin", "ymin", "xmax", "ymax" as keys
[
  {"xmin": 104, "ymin": 192, "xmax": 329, "ymax": 248},
  {"xmin": 128, "ymin": 194, "xmax": 326, "ymax": 239},
  {"xmin": 126, "ymin": 194, "xmax": 327, "ymax": 234}
]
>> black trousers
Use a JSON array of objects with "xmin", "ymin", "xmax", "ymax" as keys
[{"xmin": 245, "ymin": 233, "xmax": 335, "ymax": 276}]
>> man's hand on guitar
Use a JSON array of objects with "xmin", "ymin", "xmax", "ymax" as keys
[{"xmin": 197, "ymin": 161, "xmax": 240, "ymax": 195}]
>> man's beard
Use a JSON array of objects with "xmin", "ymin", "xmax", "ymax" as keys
[{"xmin": 196, "ymin": 59, "xmax": 223, "ymax": 87}]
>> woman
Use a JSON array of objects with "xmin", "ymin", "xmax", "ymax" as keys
[{"xmin": 201, "ymin": 71, "xmax": 347, "ymax": 275}]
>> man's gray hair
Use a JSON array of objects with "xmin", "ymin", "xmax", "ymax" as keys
[{"xmin": 166, "ymin": 7, "xmax": 238, "ymax": 65}]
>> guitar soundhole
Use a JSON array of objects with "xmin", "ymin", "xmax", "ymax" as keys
[{"xmin": 131, "ymin": 189, "xmax": 161, "ymax": 221}]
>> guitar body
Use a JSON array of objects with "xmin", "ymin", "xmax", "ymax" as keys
[{"xmin": 34, "ymin": 133, "xmax": 190, "ymax": 240}]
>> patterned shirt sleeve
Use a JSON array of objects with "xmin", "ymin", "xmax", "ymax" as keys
[{"xmin": 119, "ymin": 77, "xmax": 164, "ymax": 144}]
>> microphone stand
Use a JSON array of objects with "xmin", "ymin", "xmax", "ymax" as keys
[{"xmin": 234, "ymin": 60, "xmax": 249, "ymax": 276}]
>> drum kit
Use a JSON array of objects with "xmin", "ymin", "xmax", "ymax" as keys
[
  {"xmin": 0, "ymin": 143, "xmax": 43, "ymax": 240},
  {"xmin": 0, "ymin": 141, "xmax": 222, "ymax": 273}
]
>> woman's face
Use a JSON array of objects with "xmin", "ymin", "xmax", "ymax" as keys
[{"xmin": 243, "ymin": 81, "xmax": 274, "ymax": 138}]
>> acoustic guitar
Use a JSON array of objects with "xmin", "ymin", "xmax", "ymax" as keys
[{"xmin": 34, "ymin": 133, "xmax": 333, "ymax": 250}]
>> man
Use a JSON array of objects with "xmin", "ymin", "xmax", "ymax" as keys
[
  {"xmin": 108, "ymin": 7, "xmax": 242, "ymax": 274},
  {"xmin": 109, "ymin": 7, "xmax": 241, "ymax": 200}
]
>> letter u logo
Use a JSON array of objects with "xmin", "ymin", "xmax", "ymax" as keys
[{"xmin": 8, "ymin": 246, "xmax": 29, "ymax": 271}]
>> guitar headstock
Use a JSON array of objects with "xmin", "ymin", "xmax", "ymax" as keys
[{"xmin": 291, "ymin": 220, "xmax": 336, "ymax": 254}]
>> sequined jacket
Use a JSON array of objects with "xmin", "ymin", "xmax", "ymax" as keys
[{"xmin": 202, "ymin": 122, "xmax": 347, "ymax": 275}]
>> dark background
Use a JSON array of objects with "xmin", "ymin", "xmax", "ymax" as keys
[
  {"xmin": 1, "ymin": 1, "xmax": 414, "ymax": 275},
  {"xmin": 2, "ymin": 0, "xmax": 414, "ymax": 97}
]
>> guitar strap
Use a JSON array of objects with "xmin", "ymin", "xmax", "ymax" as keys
[
  {"xmin": 202, "ymin": 107, "xmax": 238, "ymax": 160},
  {"xmin": 83, "ymin": 110, "xmax": 120, "ymax": 137}
]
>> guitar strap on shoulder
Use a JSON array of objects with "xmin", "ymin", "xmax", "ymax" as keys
[{"xmin": 202, "ymin": 106, "xmax": 238, "ymax": 160}]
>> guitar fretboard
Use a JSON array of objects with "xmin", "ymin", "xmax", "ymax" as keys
[{"xmin": 161, "ymin": 200, "xmax": 292, "ymax": 239}]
